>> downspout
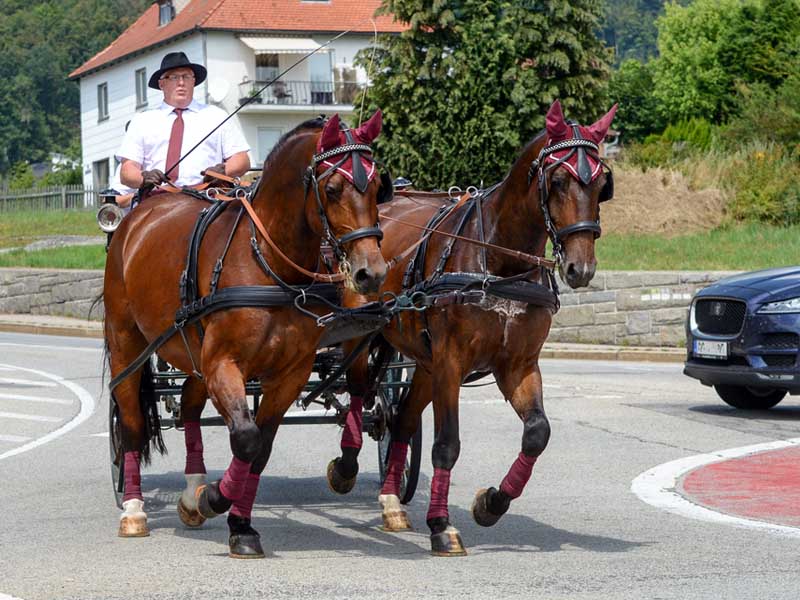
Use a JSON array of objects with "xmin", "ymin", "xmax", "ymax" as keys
[{"xmin": 202, "ymin": 30, "xmax": 209, "ymax": 104}]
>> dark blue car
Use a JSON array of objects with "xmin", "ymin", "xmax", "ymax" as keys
[{"xmin": 684, "ymin": 266, "xmax": 800, "ymax": 409}]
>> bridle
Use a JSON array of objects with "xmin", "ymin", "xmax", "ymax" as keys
[
  {"xmin": 527, "ymin": 124, "xmax": 612, "ymax": 265},
  {"xmin": 304, "ymin": 127, "xmax": 384, "ymax": 266}
]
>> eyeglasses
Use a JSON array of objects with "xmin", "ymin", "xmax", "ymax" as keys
[{"xmin": 161, "ymin": 74, "xmax": 195, "ymax": 83}]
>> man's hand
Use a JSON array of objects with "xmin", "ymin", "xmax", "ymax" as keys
[
  {"xmin": 202, "ymin": 162, "xmax": 227, "ymax": 182},
  {"xmin": 140, "ymin": 169, "xmax": 167, "ymax": 191}
]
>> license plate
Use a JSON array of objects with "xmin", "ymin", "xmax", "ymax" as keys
[{"xmin": 694, "ymin": 339, "xmax": 728, "ymax": 359}]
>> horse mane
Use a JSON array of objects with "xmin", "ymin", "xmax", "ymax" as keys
[{"xmin": 262, "ymin": 117, "xmax": 325, "ymax": 171}]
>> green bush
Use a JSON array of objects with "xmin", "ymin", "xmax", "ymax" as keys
[
  {"xmin": 726, "ymin": 145, "xmax": 800, "ymax": 225},
  {"xmin": 661, "ymin": 118, "xmax": 714, "ymax": 151}
]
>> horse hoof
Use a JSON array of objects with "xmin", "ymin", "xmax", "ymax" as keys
[
  {"xmin": 118, "ymin": 499, "xmax": 149, "ymax": 537},
  {"xmin": 327, "ymin": 458, "xmax": 357, "ymax": 495},
  {"xmin": 177, "ymin": 495, "xmax": 207, "ymax": 528},
  {"xmin": 196, "ymin": 483, "xmax": 230, "ymax": 519},
  {"xmin": 378, "ymin": 494, "xmax": 412, "ymax": 531},
  {"xmin": 229, "ymin": 532, "xmax": 265, "ymax": 559},
  {"xmin": 472, "ymin": 487, "xmax": 504, "ymax": 528},
  {"xmin": 430, "ymin": 526, "xmax": 467, "ymax": 557}
]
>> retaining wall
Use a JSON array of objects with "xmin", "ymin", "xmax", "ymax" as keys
[{"xmin": 0, "ymin": 268, "xmax": 739, "ymax": 347}]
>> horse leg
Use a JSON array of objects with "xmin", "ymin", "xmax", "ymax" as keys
[
  {"xmin": 176, "ymin": 376, "xmax": 209, "ymax": 528},
  {"xmin": 196, "ymin": 359, "xmax": 261, "ymax": 521},
  {"xmin": 106, "ymin": 327, "xmax": 155, "ymax": 538},
  {"xmin": 328, "ymin": 340, "xmax": 369, "ymax": 494},
  {"xmin": 471, "ymin": 363, "xmax": 549, "ymax": 527},
  {"xmin": 226, "ymin": 372, "xmax": 312, "ymax": 559},
  {"xmin": 423, "ymin": 365, "xmax": 468, "ymax": 557},
  {"xmin": 377, "ymin": 368, "xmax": 433, "ymax": 533}
]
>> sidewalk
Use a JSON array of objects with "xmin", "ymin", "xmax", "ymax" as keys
[{"xmin": 0, "ymin": 313, "xmax": 685, "ymax": 362}]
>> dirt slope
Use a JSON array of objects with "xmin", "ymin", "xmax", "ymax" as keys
[{"xmin": 600, "ymin": 166, "xmax": 727, "ymax": 237}]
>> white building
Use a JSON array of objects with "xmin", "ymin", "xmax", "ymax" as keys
[{"xmin": 68, "ymin": 0, "xmax": 403, "ymax": 190}]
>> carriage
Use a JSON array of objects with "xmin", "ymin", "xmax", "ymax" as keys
[{"xmin": 107, "ymin": 340, "xmax": 423, "ymax": 509}]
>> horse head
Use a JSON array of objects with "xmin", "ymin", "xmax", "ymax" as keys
[
  {"xmin": 536, "ymin": 100, "xmax": 617, "ymax": 289},
  {"xmin": 308, "ymin": 111, "xmax": 388, "ymax": 294}
]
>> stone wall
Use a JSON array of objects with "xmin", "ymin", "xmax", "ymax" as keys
[
  {"xmin": 0, "ymin": 268, "xmax": 104, "ymax": 320},
  {"xmin": 0, "ymin": 268, "xmax": 739, "ymax": 346},
  {"xmin": 551, "ymin": 270, "xmax": 738, "ymax": 346}
]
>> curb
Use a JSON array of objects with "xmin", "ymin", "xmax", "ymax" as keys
[{"xmin": 0, "ymin": 314, "xmax": 686, "ymax": 363}]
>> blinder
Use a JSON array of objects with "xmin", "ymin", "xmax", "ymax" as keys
[
  {"xmin": 599, "ymin": 170, "xmax": 614, "ymax": 203},
  {"xmin": 377, "ymin": 171, "xmax": 394, "ymax": 204}
]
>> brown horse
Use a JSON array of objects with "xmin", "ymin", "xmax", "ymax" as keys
[
  {"xmin": 327, "ymin": 101, "xmax": 617, "ymax": 555},
  {"xmin": 104, "ymin": 112, "xmax": 388, "ymax": 558}
]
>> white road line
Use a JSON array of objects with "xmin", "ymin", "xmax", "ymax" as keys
[
  {"xmin": 0, "ymin": 377, "xmax": 57, "ymax": 387},
  {"xmin": 0, "ymin": 364, "xmax": 96, "ymax": 461},
  {"xmin": 91, "ymin": 432, "xmax": 110, "ymax": 438},
  {"xmin": 0, "ymin": 434, "xmax": 31, "ymax": 443},
  {"xmin": 0, "ymin": 592, "xmax": 26, "ymax": 600},
  {"xmin": 631, "ymin": 437, "xmax": 800, "ymax": 538},
  {"xmin": 0, "ymin": 342, "xmax": 99, "ymax": 353},
  {"xmin": 0, "ymin": 392, "xmax": 72, "ymax": 405},
  {"xmin": 0, "ymin": 411, "xmax": 61, "ymax": 423}
]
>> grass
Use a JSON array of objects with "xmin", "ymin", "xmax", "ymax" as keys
[
  {"xmin": 0, "ymin": 210, "xmax": 100, "ymax": 249},
  {"xmin": 0, "ymin": 244, "xmax": 106, "ymax": 269},
  {"xmin": 0, "ymin": 216, "xmax": 797, "ymax": 271}
]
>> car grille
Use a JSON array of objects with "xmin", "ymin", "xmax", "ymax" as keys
[
  {"xmin": 762, "ymin": 354, "xmax": 797, "ymax": 368},
  {"xmin": 762, "ymin": 333, "xmax": 799, "ymax": 350},
  {"xmin": 695, "ymin": 299, "xmax": 746, "ymax": 335},
  {"xmin": 688, "ymin": 356, "xmax": 749, "ymax": 367}
]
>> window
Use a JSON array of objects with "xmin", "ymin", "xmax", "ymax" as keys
[
  {"xmin": 158, "ymin": 1, "xmax": 175, "ymax": 26},
  {"xmin": 93, "ymin": 158, "xmax": 110, "ymax": 190},
  {"xmin": 255, "ymin": 53, "xmax": 279, "ymax": 82},
  {"xmin": 135, "ymin": 68, "xmax": 148, "ymax": 108},
  {"xmin": 97, "ymin": 83, "xmax": 109, "ymax": 122}
]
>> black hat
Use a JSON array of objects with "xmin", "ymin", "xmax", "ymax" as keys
[{"xmin": 148, "ymin": 52, "xmax": 207, "ymax": 89}]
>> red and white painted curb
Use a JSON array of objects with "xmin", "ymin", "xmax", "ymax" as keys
[{"xmin": 632, "ymin": 438, "xmax": 800, "ymax": 538}]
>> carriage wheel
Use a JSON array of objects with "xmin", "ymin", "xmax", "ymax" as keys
[
  {"xmin": 109, "ymin": 395, "xmax": 125, "ymax": 509},
  {"xmin": 376, "ymin": 352, "xmax": 421, "ymax": 505}
]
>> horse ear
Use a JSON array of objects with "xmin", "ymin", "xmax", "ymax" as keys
[
  {"xmin": 586, "ymin": 104, "xmax": 618, "ymax": 144},
  {"xmin": 319, "ymin": 114, "xmax": 341, "ymax": 151},
  {"xmin": 356, "ymin": 110, "xmax": 382, "ymax": 143},
  {"xmin": 545, "ymin": 100, "xmax": 569, "ymax": 139}
]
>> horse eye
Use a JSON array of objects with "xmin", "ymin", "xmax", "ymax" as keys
[{"xmin": 325, "ymin": 183, "xmax": 341, "ymax": 198}]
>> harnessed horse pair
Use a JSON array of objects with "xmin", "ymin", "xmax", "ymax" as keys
[
  {"xmin": 327, "ymin": 100, "xmax": 617, "ymax": 556},
  {"xmin": 104, "ymin": 100, "xmax": 617, "ymax": 558}
]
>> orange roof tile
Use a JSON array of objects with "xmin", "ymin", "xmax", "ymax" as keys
[{"xmin": 69, "ymin": 0, "xmax": 404, "ymax": 79}]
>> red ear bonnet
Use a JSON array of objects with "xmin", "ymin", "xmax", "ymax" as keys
[
  {"xmin": 543, "ymin": 101, "xmax": 617, "ymax": 183},
  {"xmin": 316, "ymin": 111, "xmax": 382, "ymax": 188}
]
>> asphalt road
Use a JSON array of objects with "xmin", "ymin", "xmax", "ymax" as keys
[{"xmin": 1, "ymin": 331, "xmax": 800, "ymax": 600}]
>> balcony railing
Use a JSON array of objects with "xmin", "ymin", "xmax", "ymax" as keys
[{"xmin": 238, "ymin": 80, "xmax": 365, "ymax": 107}]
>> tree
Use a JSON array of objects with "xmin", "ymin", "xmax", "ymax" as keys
[
  {"xmin": 0, "ymin": 0, "xmax": 150, "ymax": 175},
  {"xmin": 601, "ymin": 0, "xmax": 666, "ymax": 64},
  {"xmin": 607, "ymin": 59, "xmax": 664, "ymax": 141},
  {"xmin": 358, "ymin": 0, "xmax": 611, "ymax": 188}
]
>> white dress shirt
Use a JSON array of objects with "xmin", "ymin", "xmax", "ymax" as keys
[{"xmin": 116, "ymin": 99, "xmax": 250, "ymax": 187}]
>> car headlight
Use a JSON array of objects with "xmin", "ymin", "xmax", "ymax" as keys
[{"xmin": 758, "ymin": 297, "xmax": 800, "ymax": 314}]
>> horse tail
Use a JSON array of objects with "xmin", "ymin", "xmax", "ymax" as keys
[
  {"xmin": 138, "ymin": 357, "xmax": 167, "ymax": 464},
  {"xmin": 102, "ymin": 329, "xmax": 167, "ymax": 465}
]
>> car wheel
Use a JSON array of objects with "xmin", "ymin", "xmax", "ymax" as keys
[{"xmin": 714, "ymin": 385, "xmax": 786, "ymax": 410}]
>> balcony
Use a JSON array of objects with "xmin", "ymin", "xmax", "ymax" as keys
[{"xmin": 237, "ymin": 80, "xmax": 366, "ymax": 112}]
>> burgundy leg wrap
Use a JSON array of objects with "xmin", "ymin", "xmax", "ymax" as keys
[
  {"xmin": 499, "ymin": 452, "xmax": 537, "ymax": 499},
  {"xmin": 183, "ymin": 421, "xmax": 206, "ymax": 475},
  {"xmin": 122, "ymin": 451, "xmax": 142, "ymax": 503},
  {"xmin": 230, "ymin": 473, "xmax": 260, "ymax": 520},
  {"xmin": 219, "ymin": 456, "xmax": 252, "ymax": 501},
  {"xmin": 426, "ymin": 468, "xmax": 451, "ymax": 521},
  {"xmin": 380, "ymin": 442, "xmax": 409, "ymax": 496},
  {"xmin": 341, "ymin": 395, "xmax": 363, "ymax": 449}
]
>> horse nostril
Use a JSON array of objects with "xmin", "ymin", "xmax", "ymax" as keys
[
  {"xmin": 354, "ymin": 268, "xmax": 372, "ymax": 286},
  {"xmin": 566, "ymin": 263, "xmax": 577, "ymax": 279}
]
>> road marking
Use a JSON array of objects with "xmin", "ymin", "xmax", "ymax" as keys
[
  {"xmin": 0, "ymin": 364, "xmax": 96, "ymax": 462},
  {"xmin": 0, "ymin": 342, "xmax": 99, "ymax": 353},
  {"xmin": 0, "ymin": 434, "xmax": 30, "ymax": 443},
  {"xmin": 91, "ymin": 432, "xmax": 110, "ymax": 438},
  {"xmin": 0, "ymin": 411, "xmax": 61, "ymax": 423},
  {"xmin": 631, "ymin": 437, "xmax": 800, "ymax": 538},
  {"xmin": 0, "ymin": 377, "xmax": 57, "ymax": 387},
  {"xmin": 0, "ymin": 392, "xmax": 72, "ymax": 405},
  {"xmin": 0, "ymin": 592, "xmax": 26, "ymax": 600}
]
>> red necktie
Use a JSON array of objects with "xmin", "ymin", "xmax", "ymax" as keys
[{"xmin": 165, "ymin": 108, "xmax": 185, "ymax": 182}]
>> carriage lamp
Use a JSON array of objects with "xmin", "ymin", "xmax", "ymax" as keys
[
  {"xmin": 757, "ymin": 297, "xmax": 800, "ymax": 314},
  {"xmin": 97, "ymin": 188, "xmax": 126, "ymax": 234}
]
